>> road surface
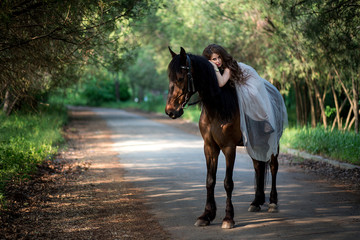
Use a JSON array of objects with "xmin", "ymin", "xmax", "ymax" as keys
[{"xmin": 92, "ymin": 108, "xmax": 360, "ymax": 240}]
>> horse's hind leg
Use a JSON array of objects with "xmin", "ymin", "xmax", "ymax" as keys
[
  {"xmin": 221, "ymin": 146, "xmax": 236, "ymax": 229},
  {"xmin": 248, "ymin": 159, "xmax": 266, "ymax": 212},
  {"xmin": 268, "ymin": 153, "xmax": 279, "ymax": 212},
  {"xmin": 194, "ymin": 142, "xmax": 219, "ymax": 227}
]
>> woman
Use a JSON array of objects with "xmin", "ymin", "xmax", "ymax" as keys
[{"xmin": 202, "ymin": 44, "xmax": 288, "ymax": 162}]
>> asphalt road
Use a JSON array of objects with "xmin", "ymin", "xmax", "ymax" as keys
[{"xmin": 92, "ymin": 108, "xmax": 360, "ymax": 240}]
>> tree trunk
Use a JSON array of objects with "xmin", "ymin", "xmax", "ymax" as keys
[
  {"xmin": 138, "ymin": 87, "xmax": 144, "ymax": 103},
  {"xmin": 3, "ymin": 89, "xmax": 19, "ymax": 116},
  {"xmin": 348, "ymin": 116, "xmax": 356, "ymax": 131},
  {"xmin": 313, "ymin": 80, "xmax": 327, "ymax": 128},
  {"xmin": 331, "ymin": 80, "xmax": 342, "ymax": 130},
  {"xmin": 293, "ymin": 80, "xmax": 308, "ymax": 126},
  {"xmin": 352, "ymin": 75, "xmax": 359, "ymax": 133},
  {"xmin": 293, "ymin": 81, "xmax": 302, "ymax": 125},
  {"xmin": 115, "ymin": 80, "xmax": 120, "ymax": 102},
  {"xmin": 3, "ymin": 89, "xmax": 10, "ymax": 114},
  {"xmin": 331, "ymin": 96, "xmax": 348, "ymax": 131},
  {"xmin": 344, "ymin": 105, "xmax": 353, "ymax": 130},
  {"xmin": 305, "ymin": 76, "xmax": 316, "ymax": 127},
  {"xmin": 334, "ymin": 68, "xmax": 357, "ymax": 132}
]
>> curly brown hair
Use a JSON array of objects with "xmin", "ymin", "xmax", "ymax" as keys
[{"xmin": 202, "ymin": 44, "xmax": 246, "ymax": 85}]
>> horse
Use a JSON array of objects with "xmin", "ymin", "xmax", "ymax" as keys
[{"xmin": 165, "ymin": 47, "xmax": 280, "ymax": 229}]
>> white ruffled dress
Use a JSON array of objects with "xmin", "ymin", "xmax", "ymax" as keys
[{"xmin": 236, "ymin": 63, "xmax": 288, "ymax": 162}]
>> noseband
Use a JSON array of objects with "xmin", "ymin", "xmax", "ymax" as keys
[{"xmin": 179, "ymin": 55, "xmax": 198, "ymax": 109}]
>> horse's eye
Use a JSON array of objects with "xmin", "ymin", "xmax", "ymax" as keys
[{"xmin": 178, "ymin": 77, "xmax": 184, "ymax": 82}]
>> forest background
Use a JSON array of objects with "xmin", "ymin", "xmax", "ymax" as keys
[{"xmin": 0, "ymin": 0, "xmax": 359, "ymax": 203}]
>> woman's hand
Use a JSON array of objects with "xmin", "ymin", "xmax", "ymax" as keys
[{"xmin": 209, "ymin": 60, "xmax": 218, "ymax": 71}]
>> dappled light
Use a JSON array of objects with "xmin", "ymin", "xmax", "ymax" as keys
[
  {"xmin": 91, "ymin": 108, "xmax": 360, "ymax": 239},
  {"xmin": 3, "ymin": 105, "xmax": 359, "ymax": 239}
]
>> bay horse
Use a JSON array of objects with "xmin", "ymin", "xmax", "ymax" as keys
[{"xmin": 165, "ymin": 47, "xmax": 279, "ymax": 229}]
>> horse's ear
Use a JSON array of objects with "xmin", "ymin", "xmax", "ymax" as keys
[
  {"xmin": 180, "ymin": 47, "xmax": 187, "ymax": 64},
  {"xmin": 180, "ymin": 47, "xmax": 186, "ymax": 57},
  {"xmin": 168, "ymin": 46, "xmax": 177, "ymax": 58}
]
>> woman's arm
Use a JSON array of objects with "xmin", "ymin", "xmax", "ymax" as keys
[
  {"xmin": 216, "ymin": 68, "xmax": 231, "ymax": 87},
  {"xmin": 209, "ymin": 61, "xmax": 231, "ymax": 87}
]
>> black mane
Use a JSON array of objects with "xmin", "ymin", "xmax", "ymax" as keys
[{"xmin": 168, "ymin": 54, "xmax": 238, "ymax": 121}]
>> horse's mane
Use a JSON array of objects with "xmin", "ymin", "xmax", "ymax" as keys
[{"xmin": 168, "ymin": 53, "xmax": 238, "ymax": 121}]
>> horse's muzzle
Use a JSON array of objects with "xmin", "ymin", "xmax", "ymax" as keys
[{"xmin": 165, "ymin": 107, "xmax": 183, "ymax": 119}]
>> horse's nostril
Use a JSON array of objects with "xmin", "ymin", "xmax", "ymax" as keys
[
  {"xmin": 167, "ymin": 111, "xmax": 174, "ymax": 118},
  {"xmin": 165, "ymin": 108, "xmax": 182, "ymax": 119}
]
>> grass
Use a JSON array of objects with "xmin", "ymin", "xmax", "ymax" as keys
[
  {"xmin": 280, "ymin": 126, "xmax": 360, "ymax": 165},
  {"xmin": 0, "ymin": 104, "xmax": 67, "ymax": 206}
]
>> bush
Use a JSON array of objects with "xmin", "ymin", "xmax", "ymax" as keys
[
  {"xmin": 80, "ymin": 72, "xmax": 132, "ymax": 105},
  {"xmin": 82, "ymin": 77, "xmax": 117, "ymax": 105},
  {"xmin": 280, "ymin": 126, "xmax": 360, "ymax": 165},
  {"xmin": 0, "ymin": 104, "xmax": 67, "ymax": 205}
]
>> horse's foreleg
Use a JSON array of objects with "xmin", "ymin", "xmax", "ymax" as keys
[
  {"xmin": 194, "ymin": 143, "xmax": 219, "ymax": 227},
  {"xmin": 248, "ymin": 159, "xmax": 266, "ymax": 212},
  {"xmin": 268, "ymin": 153, "xmax": 279, "ymax": 212},
  {"xmin": 221, "ymin": 146, "xmax": 236, "ymax": 229}
]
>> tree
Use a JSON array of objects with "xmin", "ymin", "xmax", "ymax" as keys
[
  {"xmin": 124, "ymin": 46, "xmax": 168, "ymax": 102},
  {"xmin": 272, "ymin": 0, "xmax": 360, "ymax": 132},
  {"xmin": 0, "ymin": 0, "xmax": 156, "ymax": 115}
]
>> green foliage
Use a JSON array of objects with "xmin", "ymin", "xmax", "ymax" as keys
[
  {"xmin": 325, "ymin": 106, "xmax": 336, "ymax": 118},
  {"xmin": 124, "ymin": 46, "xmax": 169, "ymax": 101},
  {"xmin": 102, "ymin": 92, "xmax": 167, "ymax": 113},
  {"xmin": 270, "ymin": 0, "xmax": 359, "ymax": 131},
  {"xmin": 281, "ymin": 126, "xmax": 360, "ymax": 165},
  {"xmin": 49, "ymin": 66, "xmax": 132, "ymax": 106},
  {"xmin": 0, "ymin": 105, "xmax": 67, "ymax": 204},
  {"xmin": 140, "ymin": 94, "xmax": 167, "ymax": 113},
  {"xmin": 82, "ymin": 72, "xmax": 131, "ymax": 105},
  {"xmin": 182, "ymin": 106, "xmax": 201, "ymax": 123},
  {"xmin": 83, "ymin": 80, "xmax": 116, "ymax": 105},
  {"xmin": 1, "ymin": 0, "xmax": 158, "ymax": 115},
  {"xmin": 133, "ymin": 0, "xmax": 359, "ymax": 131}
]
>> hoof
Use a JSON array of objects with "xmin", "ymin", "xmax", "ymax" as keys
[
  {"xmin": 194, "ymin": 219, "xmax": 210, "ymax": 227},
  {"xmin": 268, "ymin": 203, "xmax": 278, "ymax": 213},
  {"xmin": 221, "ymin": 220, "xmax": 235, "ymax": 229},
  {"xmin": 248, "ymin": 205, "xmax": 261, "ymax": 212}
]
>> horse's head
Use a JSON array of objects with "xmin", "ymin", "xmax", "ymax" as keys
[{"xmin": 165, "ymin": 47, "xmax": 196, "ymax": 119}]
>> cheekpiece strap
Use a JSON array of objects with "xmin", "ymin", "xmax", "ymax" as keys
[{"xmin": 185, "ymin": 55, "xmax": 196, "ymax": 93}]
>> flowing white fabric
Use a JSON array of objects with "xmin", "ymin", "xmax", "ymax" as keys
[{"xmin": 236, "ymin": 63, "xmax": 288, "ymax": 162}]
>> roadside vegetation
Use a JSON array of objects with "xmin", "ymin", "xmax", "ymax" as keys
[
  {"xmin": 281, "ymin": 126, "xmax": 360, "ymax": 165},
  {"xmin": 0, "ymin": 105, "xmax": 67, "ymax": 206}
]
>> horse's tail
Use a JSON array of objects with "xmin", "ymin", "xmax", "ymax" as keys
[
  {"xmin": 252, "ymin": 159, "xmax": 270, "ymax": 206},
  {"xmin": 253, "ymin": 161, "xmax": 270, "ymax": 188},
  {"xmin": 265, "ymin": 160, "xmax": 270, "ymax": 192},
  {"xmin": 263, "ymin": 146, "xmax": 280, "ymax": 195}
]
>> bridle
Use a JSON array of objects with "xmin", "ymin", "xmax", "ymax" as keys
[
  {"xmin": 178, "ymin": 55, "xmax": 198, "ymax": 109},
  {"xmin": 181, "ymin": 55, "xmax": 196, "ymax": 93}
]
